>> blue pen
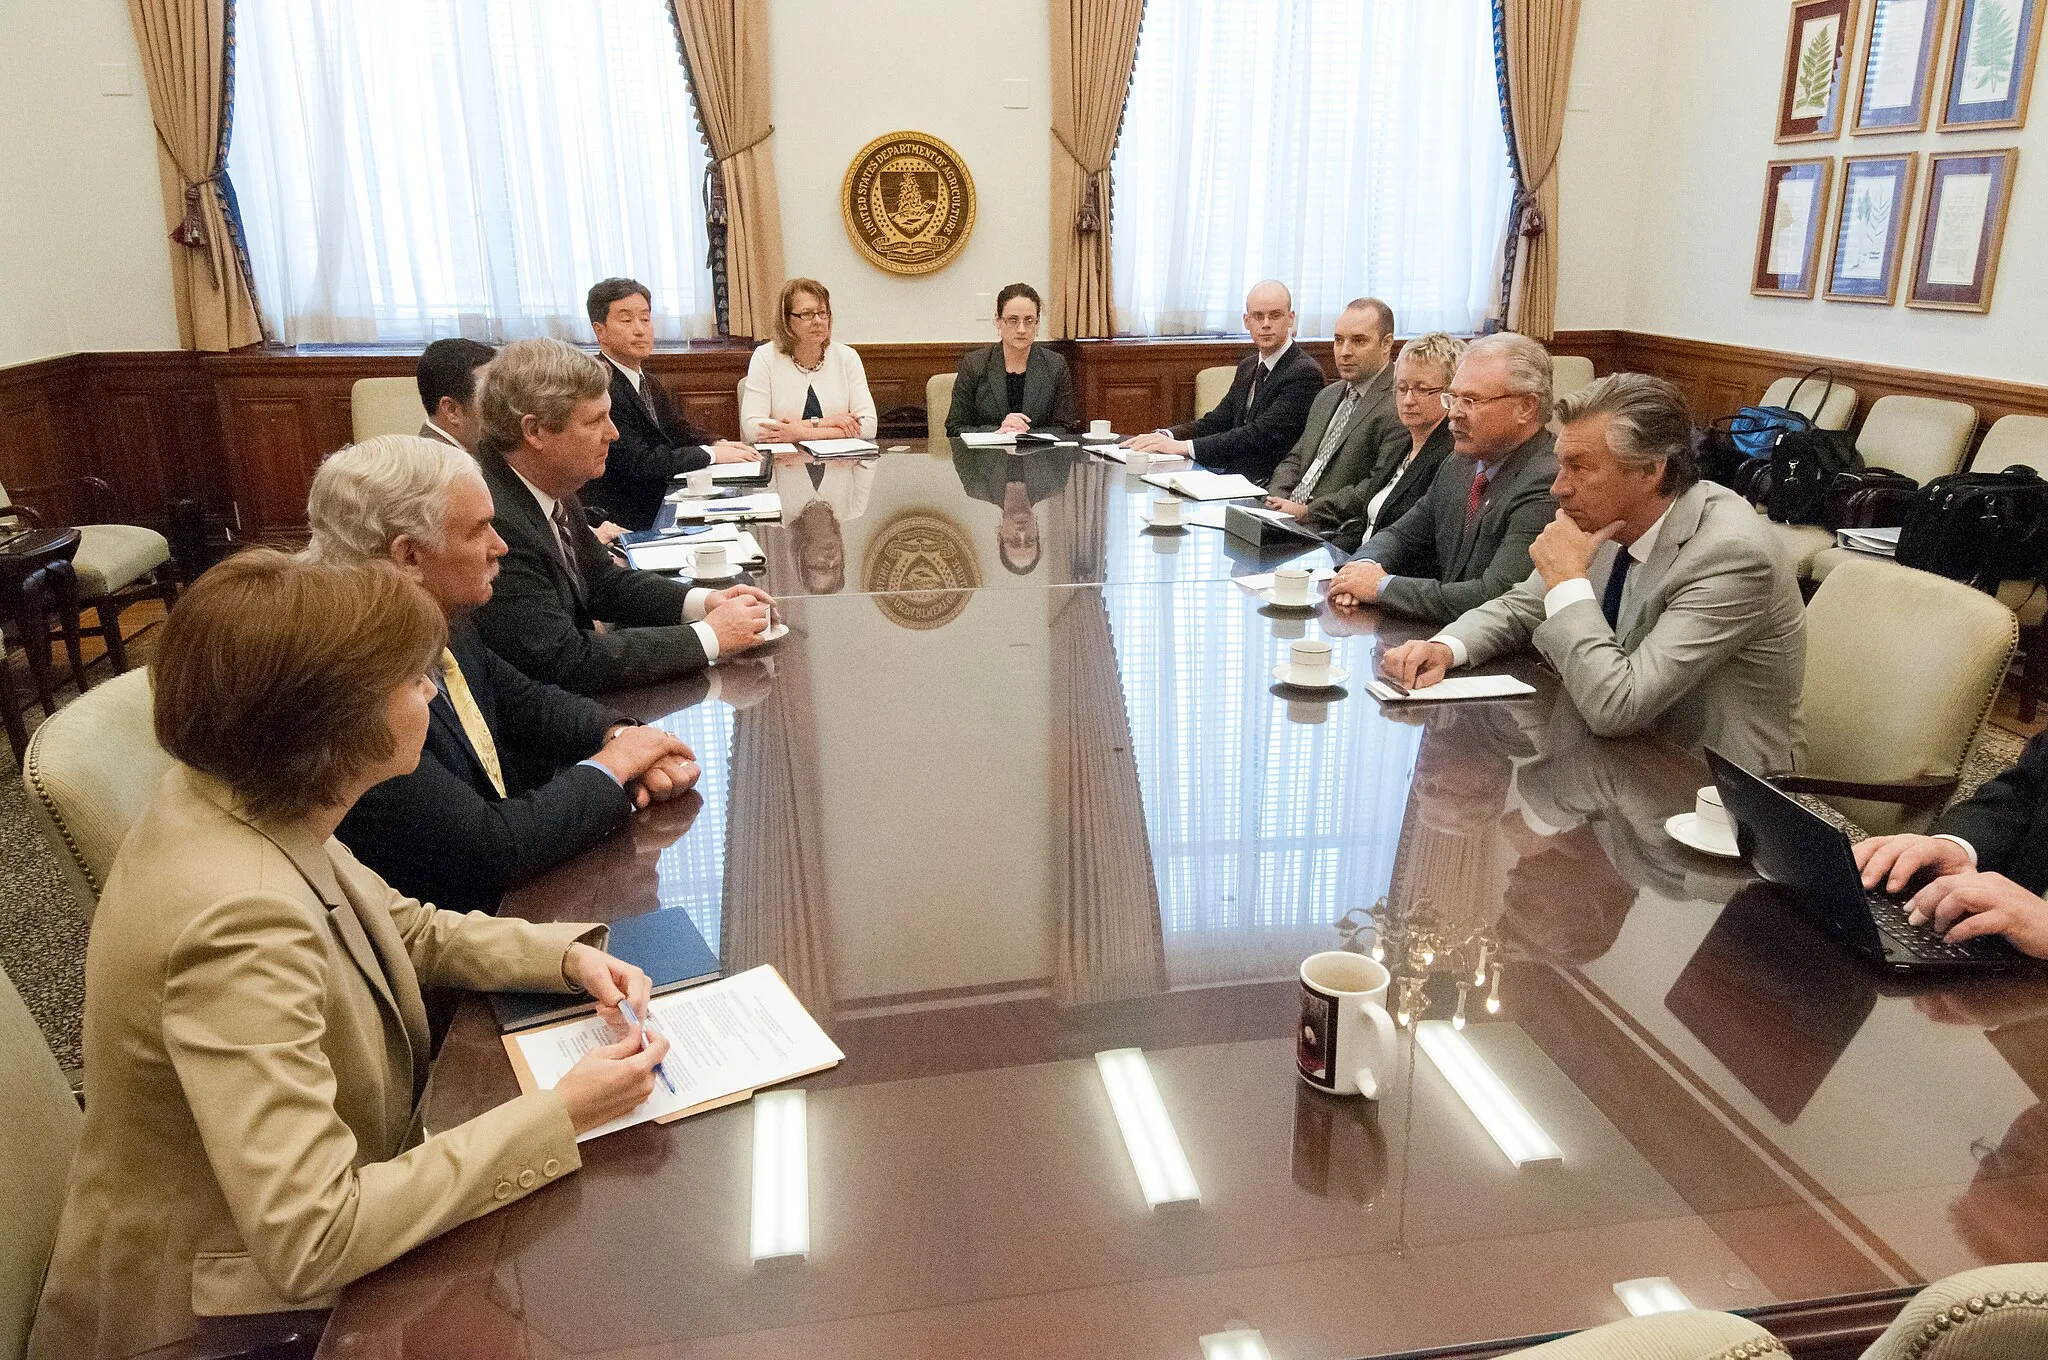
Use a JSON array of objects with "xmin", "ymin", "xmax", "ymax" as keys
[{"xmin": 617, "ymin": 999, "xmax": 677, "ymax": 1096}]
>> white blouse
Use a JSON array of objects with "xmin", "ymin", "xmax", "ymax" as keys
[{"xmin": 740, "ymin": 341, "xmax": 878, "ymax": 441}]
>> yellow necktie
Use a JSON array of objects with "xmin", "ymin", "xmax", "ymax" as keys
[{"xmin": 439, "ymin": 648, "xmax": 506, "ymax": 798}]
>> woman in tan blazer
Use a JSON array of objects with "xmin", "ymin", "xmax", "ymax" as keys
[{"xmin": 29, "ymin": 552, "xmax": 671, "ymax": 1360}]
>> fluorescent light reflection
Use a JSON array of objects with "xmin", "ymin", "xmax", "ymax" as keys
[
  {"xmin": 1199, "ymin": 1327, "xmax": 1274, "ymax": 1360},
  {"xmin": 1614, "ymin": 1277, "xmax": 1693, "ymax": 1316},
  {"xmin": 1414, "ymin": 1021, "xmax": 1562, "ymax": 1167},
  {"xmin": 1094, "ymin": 1048, "xmax": 1201, "ymax": 1207},
  {"xmin": 749, "ymin": 1089, "xmax": 809, "ymax": 1261}
]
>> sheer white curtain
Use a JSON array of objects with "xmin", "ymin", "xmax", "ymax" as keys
[
  {"xmin": 1111, "ymin": 0, "xmax": 1515, "ymax": 338},
  {"xmin": 231, "ymin": 0, "xmax": 715, "ymax": 345}
]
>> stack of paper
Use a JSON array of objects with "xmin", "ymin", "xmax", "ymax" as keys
[
  {"xmin": 700, "ymin": 457, "xmax": 764, "ymax": 481},
  {"xmin": 798, "ymin": 437, "xmax": 881, "ymax": 457},
  {"xmin": 1234, "ymin": 567, "xmax": 1338, "ymax": 592},
  {"xmin": 1835, "ymin": 525, "xmax": 1901, "ymax": 557},
  {"xmin": 624, "ymin": 531, "xmax": 764, "ymax": 573},
  {"xmin": 1094, "ymin": 444, "xmax": 1185, "ymax": 465},
  {"xmin": 665, "ymin": 491, "xmax": 783, "ymax": 521},
  {"xmin": 958, "ymin": 430, "xmax": 1070, "ymax": 448},
  {"xmin": 753, "ymin": 442, "xmax": 799, "ymax": 454},
  {"xmin": 1142, "ymin": 468, "xmax": 1266, "ymax": 500},
  {"xmin": 1364, "ymin": 675, "xmax": 1537, "ymax": 703},
  {"xmin": 504, "ymin": 965, "xmax": 843, "ymax": 1142}
]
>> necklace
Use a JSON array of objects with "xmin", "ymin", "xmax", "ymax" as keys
[{"xmin": 794, "ymin": 351, "xmax": 825, "ymax": 375}]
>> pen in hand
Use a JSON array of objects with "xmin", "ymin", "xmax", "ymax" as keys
[{"xmin": 617, "ymin": 999, "xmax": 678, "ymax": 1096}]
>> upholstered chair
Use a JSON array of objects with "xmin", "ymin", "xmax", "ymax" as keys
[
  {"xmin": 1761, "ymin": 375, "xmax": 1859, "ymax": 431},
  {"xmin": 1500, "ymin": 1309, "xmax": 1783, "ymax": 1358},
  {"xmin": 21, "ymin": 669, "xmax": 169, "ymax": 922},
  {"xmin": 1193, "ymin": 364, "xmax": 1235, "ymax": 421},
  {"xmin": 1552, "ymin": 355, "xmax": 1596, "ymax": 399},
  {"xmin": 1856, "ymin": 1264, "xmax": 2048, "ymax": 1358},
  {"xmin": 0, "ymin": 959, "xmax": 82, "ymax": 1360},
  {"xmin": 926, "ymin": 372, "xmax": 957, "ymax": 445},
  {"xmin": 349, "ymin": 375, "xmax": 430, "ymax": 442}
]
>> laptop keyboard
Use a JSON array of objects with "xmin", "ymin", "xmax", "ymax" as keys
[{"xmin": 1867, "ymin": 893, "xmax": 2002, "ymax": 961}]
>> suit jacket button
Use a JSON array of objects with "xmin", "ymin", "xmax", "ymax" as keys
[
  {"xmin": 519, "ymin": 1169, "xmax": 537, "ymax": 1188},
  {"xmin": 493, "ymin": 1180, "xmax": 512, "ymax": 1200},
  {"xmin": 543, "ymin": 1158, "xmax": 562, "ymax": 1177}
]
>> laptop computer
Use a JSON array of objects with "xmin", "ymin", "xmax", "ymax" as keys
[{"xmin": 1704, "ymin": 747, "xmax": 2023, "ymax": 974}]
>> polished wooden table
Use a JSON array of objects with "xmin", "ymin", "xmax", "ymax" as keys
[{"xmin": 317, "ymin": 443, "xmax": 2048, "ymax": 1359}]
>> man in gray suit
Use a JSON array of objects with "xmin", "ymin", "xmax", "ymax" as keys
[
  {"xmin": 1328, "ymin": 332, "xmax": 1558, "ymax": 623},
  {"xmin": 1263, "ymin": 297, "xmax": 1405, "ymax": 521},
  {"xmin": 1379, "ymin": 373, "xmax": 1806, "ymax": 774}
]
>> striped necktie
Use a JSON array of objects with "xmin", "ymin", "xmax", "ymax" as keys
[
  {"xmin": 548, "ymin": 500, "xmax": 588, "ymax": 605},
  {"xmin": 438, "ymin": 648, "xmax": 506, "ymax": 798},
  {"xmin": 1295, "ymin": 384, "xmax": 1361, "ymax": 501}
]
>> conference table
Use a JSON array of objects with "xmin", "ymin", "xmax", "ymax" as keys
[{"xmin": 314, "ymin": 442, "xmax": 2048, "ymax": 1360}]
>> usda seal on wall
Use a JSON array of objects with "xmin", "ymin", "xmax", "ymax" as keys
[{"xmin": 842, "ymin": 131, "xmax": 976, "ymax": 276}]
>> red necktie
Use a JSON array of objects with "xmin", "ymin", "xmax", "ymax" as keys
[{"xmin": 1464, "ymin": 465, "xmax": 1491, "ymax": 529}]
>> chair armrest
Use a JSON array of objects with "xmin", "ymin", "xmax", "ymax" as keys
[
  {"xmin": 8, "ymin": 476, "xmax": 113, "ymax": 522},
  {"xmin": 0, "ymin": 501, "xmax": 42, "ymax": 528},
  {"xmin": 1772, "ymin": 772, "xmax": 1958, "ymax": 809}
]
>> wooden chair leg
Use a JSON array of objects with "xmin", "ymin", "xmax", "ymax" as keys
[
  {"xmin": 17, "ymin": 570, "xmax": 59, "ymax": 714},
  {"xmin": 96, "ymin": 595, "xmax": 130, "ymax": 673},
  {"xmin": 0, "ymin": 655, "xmax": 27, "ymax": 768},
  {"xmin": 46, "ymin": 560, "xmax": 85, "ymax": 691},
  {"xmin": 2024, "ymin": 627, "xmax": 2045, "ymax": 724}
]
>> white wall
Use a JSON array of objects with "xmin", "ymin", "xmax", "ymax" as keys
[
  {"xmin": 0, "ymin": 0, "xmax": 182, "ymax": 364},
  {"xmin": 767, "ymin": 0, "xmax": 1052, "ymax": 344},
  {"xmin": 1560, "ymin": 0, "xmax": 2047, "ymax": 383}
]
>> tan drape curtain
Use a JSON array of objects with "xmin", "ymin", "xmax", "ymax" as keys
[
  {"xmin": 1498, "ymin": 0, "xmax": 1582, "ymax": 342},
  {"xmin": 127, "ymin": 0, "xmax": 263, "ymax": 351},
  {"xmin": 1047, "ymin": 0, "xmax": 1145, "ymax": 340},
  {"xmin": 672, "ymin": 0, "xmax": 786, "ymax": 341}
]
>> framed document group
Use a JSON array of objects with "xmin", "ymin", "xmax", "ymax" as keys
[{"xmin": 1758, "ymin": 0, "xmax": 2031, "ymax": 313}]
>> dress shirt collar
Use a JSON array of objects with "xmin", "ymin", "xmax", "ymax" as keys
[
  {"xmin": 1625, "ymin": 502, "xmax": 1675, "ymax": 564},
  {"xmin": 1259, "ymin": 339, "xmax": 1294, "ymax": 371},
  {"xmin": 423, "ymin": 418, "xmax": 463, "ymax": 448},
  {"xmin": 510, "ymin": 464, "xmax": 559, "ymax": 522},
  {"xmin": 601, "ymin": 351, "xmax": 643, "ymax": 393}
]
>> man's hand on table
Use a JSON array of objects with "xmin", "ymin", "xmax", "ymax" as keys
[{"xmin": 1378, "ymin": 639, "xmax": 1454, "ymax": 690}]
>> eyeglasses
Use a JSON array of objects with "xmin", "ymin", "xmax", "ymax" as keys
[
  {"xmin": 998, "ymin": 315, "xmax": 1039, "ymax": 329},
  {"xmin": 787, "ymin": 308, "xmax": 831, "ymax": 323},
  {"xmin": 1442, "ymin": 390, "xmax": 1523, "ymax": 414},
  {"xmin": 1394, "ymin": 383, "xmax": 1446, "ymax": 398}
]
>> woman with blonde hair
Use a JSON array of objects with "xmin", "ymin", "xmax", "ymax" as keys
[
  {"xmin": 1320, "ymin": 331, "xmax": 1466, "ymax": 553},
  {"xmin": 741, "ymin": 277, "xmax": 878, "ymax": 443}
]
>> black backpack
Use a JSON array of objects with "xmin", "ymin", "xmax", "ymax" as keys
[
  {"xmin": 1896, "ymin": 465, "xmax": 2048, "ymax": 591},
  {"xmin": 1762, "ymin": 429, "xmax": 1863, "ymax": 525}
]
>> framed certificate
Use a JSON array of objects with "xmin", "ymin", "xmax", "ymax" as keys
[
  {"xmin": 1826, "ymin": 154, "xmax": 1919, "ymax": 302},
  {"xmin": 1939, "ymin": 0, "xmax": 2041, "ymax": 128},
  {"xmin": 1754, "ymin": 159, "xmax": 1837, "ymax": 297},
  {"xmin": 1853, "ymin": 0, "xmax": 1951, "ymax": 131},
  {"xmin": 1907, "ymin": 148, "xmax": 2019, "ymax": 311},
  {"xmin": 1779, "ymin": 0, "xmax": 1863, "ymax": 141}
]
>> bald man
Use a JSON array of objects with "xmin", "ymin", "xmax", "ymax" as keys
[{"xmin": 1123, "ymin": 279, "xmax": 1325, "ymax": 484}]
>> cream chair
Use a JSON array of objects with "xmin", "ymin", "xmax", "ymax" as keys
[
  {"xmin": 1551, "ymin": 355, "xmax": 1596, "ymax": 399},
  {"xmin": 1761, "ymin": 374, "xmax": 1859, "ymax": 431},
  {"xmin": 349, "ymin": 375, "xmax": 429, "ymax": 442},
  {"xmin": 0, "ymin": 479, "xmax": 176, "ymax": 675},
  {"xmin": 1499, "ymin": 1309, "xmax": 1782, "ymax": 1358},
  {"xmin": 926, "ymin": 372, "xmax": 957, "ymax": 445},
  {"xmin": 1193, "ymin": 364, "xmax": 1235, "ymax": 420},
  {"xmin": 1775, "ymin": 557, "xmax": 2015, "ymax": 836},
  {"xmin": 21, "ymin": 669, "xmax": 168, "ymax": 921},
  {"xmin": 1857, "ymin": 1263, "xmax": 2048, "ymax": 1358},
  {"xmin": 1966, "ymin": 417, "xmax": 2048, "ymax": 717},
  {"xmin": 0, "ymin": 959, "xmax": 82, "ymax": 1360},
  {"xmin": 1767, "ymin": 394, "xmax": 1978, "ymax": 580}
]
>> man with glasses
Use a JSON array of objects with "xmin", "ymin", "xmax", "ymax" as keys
[
  {"xmin": 1122, "ymin": 279, "xmax": 1324, "ymax": 484},
  {"xmin": 1329, "ymin": 331, "xmax": 1559, "ymax": 622}
]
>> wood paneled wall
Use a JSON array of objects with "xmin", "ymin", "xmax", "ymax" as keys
[{"xmin": 1, "ymin": 333, "xmax": 2042, "ymax": 540}]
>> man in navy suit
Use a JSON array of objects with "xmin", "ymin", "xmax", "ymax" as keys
[
  {"xmin": 307, "ymin": 434, "xmax": 703, "ymax": 916},
  {"xmin": 1121, "ymin": 279, "xmax": 1324, "ymax": 484}
]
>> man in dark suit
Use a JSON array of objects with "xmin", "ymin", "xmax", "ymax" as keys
[
  {"xmin": 416, "ymin": 337, "xmax": 496, "ymax": 453},
  {"xmin": 1262, "ymin": 297, "xmax": 1405, "ymax": 520},
  {"xmin": 306, "ymin": 434, "xmax": 702, "ymax": 916},
  {"xmin": 1121, "ymin": 279, "xmax": 1323, "ymax": 484},
  {"xmin": 583, "ymin": 277, "xmax": 755, "ymax": 531},
  {"xmin": 1328, "ymin": 332, "xmax": 1559, "ymax": 624},
  {"xmin": 1857, "ymin": 733, "xmax": 2048, "ymax": 958},
  {"xmin": 469, "ymin": 337, "xmax": 776, "ymax": 694}
]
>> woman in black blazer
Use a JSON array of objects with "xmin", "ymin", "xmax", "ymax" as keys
[
  {"xmin": 945, "ymin": 283, "xmax": 1079, "ymax": 436},
  {"xmin": 1321, "ymin": 332, "xmax": 1465, "ymax": 553}
]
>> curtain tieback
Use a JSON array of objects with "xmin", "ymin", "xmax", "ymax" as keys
[
  {"xmin": 1052, "ymin": 128, "xmax": 1106, "ymax": 234},
  {"xmin": 719, "ymin": 124, "xmax": 776, "ymax": 163},
  {"xmin": 704, "ymin": 125, "xmax": 773, "ymax": 231},
  {"xmin": 170, "ymin": 172, "xmax": 225, "ymax": 250}
]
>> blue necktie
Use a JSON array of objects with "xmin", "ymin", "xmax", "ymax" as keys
[{"xmin": 1601, "ymin": 548, "xmax": 1633, "ymax": 629}]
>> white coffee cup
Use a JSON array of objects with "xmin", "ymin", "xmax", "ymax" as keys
[
  {"xmin": 1273, "ymin": 567, "xmax": 1313, "ymax": 606},
  {"xmin": 1286, "ymin": 696, "xmax": 1331, "ymax": 725},
  {"xmin": 1298, "ymin": 951, "xmax": 1397, "ymax": 1098},
  {"xmin": 685, "ymin": 467, "xmax": 716, "ymax": 496},
  {"xmin": 1090, "ymin": 419, "xmax": 1112, "ymax": 437},
  {"xmin": 692, "ymin": 541, "xmax": 730, "ymax": 576},
  {"xmin": 1288, "ymin": 637, "xmax": 1334, "ymax": 684},
  {"xmin": 1692, "ymin": 785, "xmax": 1737, "ymax": 852},
  {"xmin": 1149, "ymin": 496, "xmax": 1183, "ymax": 528}
]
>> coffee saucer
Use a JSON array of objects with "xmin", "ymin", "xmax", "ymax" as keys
[
  {"xmin": 1272, "ymin": 663, "xmax": 1350, "ymax": 690},
  {"xmin": 1080, "ymin": 432, "xmax": 1120, "ymax": 443},
  {"xmin": 1665, "ymin": 812, "xmax": 1740, "ymax": 858},
  {"xmin": 1256, "ymin": 587, "xmax": 1320, "ymax": 611},
  {"xmin": 687, "ymin": 560, "xmax": 746, "ymax": 581},
  {"xmin": 1142, "ymin": 522, "xmax": 1189, "ymax": 535},
  {"xmin": 756, "ymin": 621, "xmax": 790, "ymax": 643}
]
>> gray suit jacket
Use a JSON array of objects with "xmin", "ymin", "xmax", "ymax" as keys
[
  {"xmin": 1440, "ymin": 480, "xmax": 1807, "ymax": 773},
  {"xmin": 1265, "ymin": 363, "xmax": 1403, "ymax": 503},
  {"xmin": 1353, "ymin": 429, "xmax": 1558, "ymax": 623}
]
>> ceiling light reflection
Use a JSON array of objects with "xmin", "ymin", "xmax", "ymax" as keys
[
  {"xmin": 1414, "ymin": 1021, "xmax": 1562, "ymax": 1167},
  {"xmin": 1614, "ymin": 1276, "xmax": 1693, "ymax": 1316},
  {"xmin": 1095, "ymin": 1047, "xmax": 1201, "ymax": 1207},
  {"xmin": 749, "ymin": 1089, "xmax": 809, "ymax": 1261},
  {"xmin": 1199, "ymin": 1327, "xmax": 1274, "ymax": 1360}
]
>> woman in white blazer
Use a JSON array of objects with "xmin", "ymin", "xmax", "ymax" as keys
[{"xmin": 741, "ymin": 277, "xmax": 878, "ymax": 443}]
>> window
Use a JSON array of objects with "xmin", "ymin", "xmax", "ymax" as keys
[
  {"xmin": 1110, "ymin": 0, "xmax": 1515, "ymax": 338},
  {"xmin": 231, "ymin": 0, "xmax": 715, "ymax": 345}
]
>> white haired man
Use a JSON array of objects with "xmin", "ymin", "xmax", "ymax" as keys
[{"xmin": 307, "ymin": 434, "xmax": 700, "ymax": 918}]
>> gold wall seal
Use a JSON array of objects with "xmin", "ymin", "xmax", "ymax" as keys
[
  {"xmin": 862, "ymin": 511, "xmax": 981, "ymax": 629},
  {"xmin": 842, "ymin": 131, "xmax": 976, "ymax": 276}
]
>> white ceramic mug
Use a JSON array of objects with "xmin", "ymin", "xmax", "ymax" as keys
[
  {"xmin": 1288, "ymin": 637, "xmax": 1333, "ymax": 684},
  {"xmin": 1693, "ymin": 785, "xmax": 1737, "ymax": 851},
  {"xmin": 1298, "ymin": 951, "xmax": 1397, "ymax": 1099},
  {"xmin": 692, "ymin": 542, "xmax": 730, "ymax": 576},
  {"xmin": 1149, "ymin": 496, "xmax": 1183, "ymax": 527},
  {"xmin": 685, "ymin": 467, "xmax": 716, "ymax": 496},
  {"xmin": 1273, "ymin": 567, "xmax": 1313, "ymax": 606},
  {"xmin": 1090, "ymin": 419, "xmax": 1112, "ymax": 437}
]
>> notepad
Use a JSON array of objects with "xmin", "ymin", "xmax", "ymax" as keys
[
  {"xmin": 958, "ymin": 429, "xmax": 1067, "ymax": 447},
  {"xmin": 1142, "ymin": 469, "xmax": 1266, "ymax": 500},
  {"xmin": 702, "ymin": 457, "xmax": 764, "ymax": 481},
  {"xmin": 798, "ymin": 437, "xmax": 881, "ymax": 457},
  {"xmin": 1182, "ymin": 504, "xmax": 1231, "ymax": 529},
  {"xmin": 1094, "ymin": 444, "xmax": 1186, "ymax": 465},
  {"xmin": 504, "ymin": 965, "xmax": 843, "ymax": 1142},
  {"xmin": 490, "ymin": 908, "xmax": 720, "ymax": 1032},
  {"xmin": 1365, "ymin": 675, "xmax": 1537, "ymax": 703},
  {"xmin": 1234, "ymin": 567, "xmax": 1338, "ymax": 592},
  {"xmin": 753, "ymin": 442, "xmax": 799, "ymax": 454},
  {"xmin": 664, "ymin": 491, "xmax": 783, "ymax": 521},
  {"xmin": 624, "ymin": 531, "xmax": 763, "ymax": 572}
]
